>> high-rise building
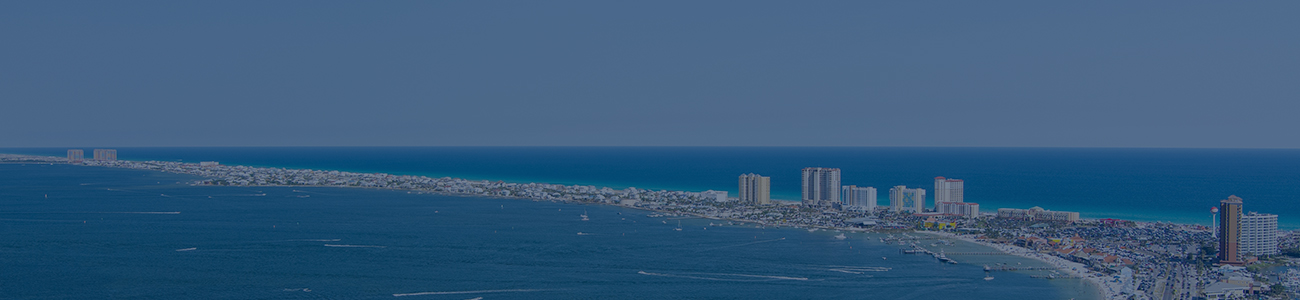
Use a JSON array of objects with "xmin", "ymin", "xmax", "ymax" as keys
[
  {"xmin": 934, "ymin": 177, "xmax": 964, "ymax": 203},
  {"xmin": 1219, "ymin": 195, "xmax": 1244, "ymax": 265},
  {"xmin": 996, "ymin": 206, "xmax": 1078, "ymax": 222},
  {"xmin": 801, "ymin": 168, "xmax": 840, "ymax": 207},
  {"xmin": 93, "ymin": 149, "xmax": 117, "ymax": 161},
  {"xmin": 841, "ymin": 185, "xmax": 877, "ymax": 211},
  {"xmin": 889, "ymin": 186, "xmax": 926, "ymax": 213},
  {"xmin": 1241, "ymin": 211, "xmax": 1278, "ymax": 256},
  {"xmin": 67, "ymin": 149, "xmax": 84, "ymax": 163},
  {"xmin": 937, "ymin": 201, "xmax": 980, "ymax": 218},
  {"xmin": 739, "ymin": 173, "xmax": 771, "ymax": 205}
]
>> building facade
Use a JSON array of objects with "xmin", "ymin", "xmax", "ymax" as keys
[
  {"xmin": 93, "ymin": 149, "xmax": 117, "ymax": 161},
  {"xmin": 934, "ymin": 177, "xmax": 964, "ymax": 203},
  {"xmin": 67, "ymin": 149, "xmax": 84, "ymax": 163},
  {"xmin": 801, "ymin": 168, "xmax": 841, "ymax": 207},
  {"xmin": 889, "ymin": 186, "xmax": 925, "ymax": 213},
  {"xmin": 1219, "ymin": 195, "xmax": 1244, "ymax": 265},
  {"xmin": 936, "ymin": 201, "xmax": 979, "ymax": 218},
  {"xmin": 841, "ymin": 185, "xmax": 877, "ymax": 211},
  {"xmin": 1241, "ymin": 211, "xmax": 1278, "ymax": 256},
  {"xmin": 738, "ymin": 173, "xmax": 771, "ymax": 205},
  {"xmin": 997, "ymin": 206, "xmax": 1079, "ymax": 222}
]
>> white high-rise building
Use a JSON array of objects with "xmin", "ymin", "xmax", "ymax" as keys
[
  {"xmin": 841, "ymin": 185, "xmax": 877, "ymax": 211},
  {"xmin": 801, "ymin": 168, "xmax": 841, "ymax": 207},
  {"xmin": 738, "ymin": 173, "xmax": 771, "ymax": 205},
  {"xmin": 889, "ymin": 186, "xmax": 925, "ymax": 213},
  {"xmin": 934, "ymin": 177, "xmax": 964, "ymax": 203},
  {"xmin": 1241, "ymin": 212, "xmax": 1278, "ymax": 256}
]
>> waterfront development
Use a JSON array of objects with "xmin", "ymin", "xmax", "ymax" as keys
[{"xmin": 4, "ymin": 149, "xmax": 1300, "ymax": 299}]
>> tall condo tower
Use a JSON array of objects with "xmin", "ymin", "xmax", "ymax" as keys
[
  {"xmin": 67, "ymin": 149, "xmax": 84, "ymax": 163},
  {"xmin": 841, "ymin": 185, "xmax": 877, "ymax": 211},
  {"xmin": 934, "ymin": 177, "xmax": 964, "ymax": 203},
  {"xmin": 738, "ymin": 173, "xmax": 771, "ymax": 205},
  {"xmin": 801, "ymin": 168, "xmax": 841, "ymax": 207},
  {"xmin": 93, "ymin": 149, "xmax": 118, "ymax": 161},
  {"xmin": 889, "ymin": 186, "xmax": 926, "ymax": 213},
  {"xmin": 1241, "ymin": 212, "xmax": 1279, "ymax": 256},
  {"xmin": 1218, "ymin": 195, "xmax": 1244, "ymax": 265}
]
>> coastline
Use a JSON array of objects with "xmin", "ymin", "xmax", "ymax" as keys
[
  {"xmin": 919, "ymin": 231, "xmax": 1114, "ymax": 300},
  {"xmin": 1, "ymin": 154, "xmax": 1160, "ymax": 299}
]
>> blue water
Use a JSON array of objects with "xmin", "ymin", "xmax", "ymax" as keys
[
  {"xmin": 0, "ymin": 164, "xmax": 1094, "ymax": 299},
  {"xmin": 6, "ymin": 147, "xmax": 1299, "ymax": 228}
]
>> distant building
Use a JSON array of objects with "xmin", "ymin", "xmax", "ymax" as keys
[
  {"xmin": 738, "ymin": 173, "xmax": 771, "ymax": 205},
  {"xmin": 1219, "ymin": 195, "xmax": 1244, "ymax": 265},
  {"xmin": 934, "ymin": 177, "xmax": 964, "ymax": 203},
  {"xmin": 1241, "ymin": 211, "xmax": 1278, "ymax": 256},
  {"xmin": 841, "ymin": 185, "xmax": 877, "ymax": 211},
  {"xmin": 889, "ymin": 186, "xmax": 925, "ymax": 213},
  {"xmin": 936, "ymin": 201, "xmax": 979, "ymax": 218},
  {"xmin": 997, "ymin": 206, "xmax": 1079, "ymax": 222},
  {"xmin": 700, "ymin": 190, "xmax": 728, "ymax": 202},
  {"xmin": 801, "ymin": 168, "xmax": 840, "ymax": 207},
  {"xmin": 67, "ymin": 149, "xmax": 84, "ymax": 163},
  {"xmin": 93, "ymin": 149, "xmax": 117, "ymax": 161},
  {"xmin": 200, "ymin": 161, "xmax": 220, "ymax": 167}
]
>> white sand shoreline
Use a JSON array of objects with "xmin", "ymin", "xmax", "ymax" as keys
[{"xmin": 918, "ymin": 231, "xmax": 1123, "ymax": 300}]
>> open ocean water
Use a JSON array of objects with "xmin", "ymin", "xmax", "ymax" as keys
[
  {"xmin": 5, "ymin": 147, "xmax": 1299, "ymax": 227},
  {"xmin": 0, "ymin": 163, "xmax": 1094, "ymax": 299}
]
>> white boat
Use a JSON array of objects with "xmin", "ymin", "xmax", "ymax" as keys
[
  {"xmin": 674, "ymin": 220, "xmax": 682, "ymax": 231},
  {"xmin": 984, "ymin": 276, "xmax": 994, "ymax": 281},
  {"xmin": 834, "ymin": 233, "xmax": 847, "ymax": 240},
  {"xmin": 581, "ymin": 210, "xmax": 589, "ymax": 221}
]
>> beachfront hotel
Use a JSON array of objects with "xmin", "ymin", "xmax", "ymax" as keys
[
  {"xmin": 801, "ymin": 167, "xmax": 840, "ymax": 207},
  {"xmin": 67, "ymin": 149, "xmax": 83, "ymax": 163},
  {"xmin": 934, "ymin": 177, "xmax": 964, "ymax": 203},
  {"xmin": 996, "ymin": 206, "xmax": 1079, "ymax": 222},
  {"xmin": 93, "ymin": 149, "xmax": 117, "ymax": 161},
  {"xmin": 936, "ymin": 201, "xmax": 979, "ymax": 218},
  {"xmin": 888, "ymin": 186, "xmax": 925, "ymax": 213},
  {"xmin": 1219, "ymin": 195, "xmax": 1244, "ymax": 265},
  {"xmin": 738, "ymin": 173, "xmax": 771, "ymax": 205},
  {"xmin": 840, "ymin": 185, "xmax": 876, "ymax": 211},
  {"xmin": 1241, "ymin": 211, "xmax": 1278, "ymax": 256}
]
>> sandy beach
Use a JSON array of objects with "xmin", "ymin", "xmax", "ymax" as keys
[{"xmin": 919, "ymin": 231, "xmax": 1124, "ymax": 300}]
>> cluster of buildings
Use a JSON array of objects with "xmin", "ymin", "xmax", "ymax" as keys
[
  {"xmin": 66, "ymin": 149, "xmax": 117, "ymax": 162},
  {"xmin": 737, "ymin": 168, "xmax": 979, "ymax": 218},
  {"xmin": 1217, "ymin": 195, "xmax": 1279, "ymax": 265}
]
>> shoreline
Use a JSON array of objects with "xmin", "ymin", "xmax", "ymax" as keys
[
  {"xmin": 0, "ymin": 154, "xmax": 1180, "ymax": 299},
  {"xmin": 919, "ymin": 231, "xmax": 1114, "ymax": 300}
]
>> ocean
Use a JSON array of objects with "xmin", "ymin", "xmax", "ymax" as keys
[
  {"xmin": 5, "ymin": 147, "xmax": 1298, "ymax": 228},
  {"xmin": 0, "ymin": 163, "xmax": 1095, "ymax": 299}
]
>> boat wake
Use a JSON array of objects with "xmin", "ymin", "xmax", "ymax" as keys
[
  {"xmin": 324, "ymin": 244, "xmax": 386, "ymax": 248},
  {"xmin": 175, "ymin": 247, "xmax": 197, "ymax": 251},
  {"xmin": 392, "ymin": 289, "xmax": 551, "ymax": 297},
  {"xmin": 637, "ymin": 271, "xmax": 809, "ymax": 282}
]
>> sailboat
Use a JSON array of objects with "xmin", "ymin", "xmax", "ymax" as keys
[
  {"xmin": 581, "ymin": 210, "xmax": 589, "ymax": 221},
  {"xmin": 674, "ymin": 220, "xmax": 682, "ymax": 231}
]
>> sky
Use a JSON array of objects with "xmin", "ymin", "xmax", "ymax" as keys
[{"xmin": 2, "ymin": 1, "xmax": 1298, "ymax": 148}]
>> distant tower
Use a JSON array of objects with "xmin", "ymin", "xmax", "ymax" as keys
[
  {"xmin": 93, "ymin": 149, "xmax": 118, "ymax": 161},
  {"xmin": 889, "ymin": 186, "xmax": 926, "ymax": 213},
  {"xmin": 1218, "ymin": 195, "xmax": 1243, "ymax": 265},
  {"xmin": 934, "ymin": 177, "xmax": 964, "ymax": 203},
  {"xmin": 67, "ymin": 149, "xmax": 84, "ymax": 163},
  {"xmin": 841, "ymin": 185, "xmax": 877, "ymax": 211},
  {"xmin": 738, "ymin": 173, "xmax": 771, "ymax": 205},
  {"xmin": 801, "ymin": 168, "xmax": 841, "ymax": 207}
]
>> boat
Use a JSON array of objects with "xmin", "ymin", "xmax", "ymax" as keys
[
  {"xmin": 984, "ymin": 276, "xmax": 994, "ymax": 281},
  {"xmin": 834, "ymin": 233, "xmax": 847, "ymax": 240},
  {"xmin": 581, "ymin": 210, "xmax": 589, "ymax": 221},
  {"xmin": 674, "ymin": 220, "xmax": 682, "ymax": 231}
]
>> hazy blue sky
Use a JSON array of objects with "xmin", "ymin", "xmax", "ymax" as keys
[{"xmin": 2, "ymin": 1, "xmax": 1297, "ymax": 147}]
